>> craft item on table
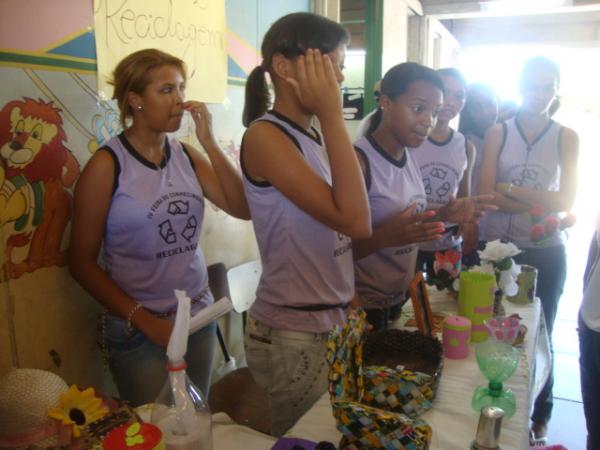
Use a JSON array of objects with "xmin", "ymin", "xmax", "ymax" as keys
[
  {"xmin": 152, "ymin": 290, "xmax": 213, "ymax": 450},
  {"xmin": 48, "ymin": 385, "xmax": 109, "ymax": 438},
  {"xmin": 362, "ymin": 366, "xmax": 433, "ymax": 418},
  {"xmin": 471, "ymin": 406, "xmax": 504, "ymax": 450},
  {"xmin": 326, "ymin": 309, "xmax": 434, "ymax": 449},
  {"xmin": 443, "ymin": 315, "xmax": 471, "ymax": 359},
  {"xmin": 407, "ymin": 272, "xmax": 435, "ymax": 336},
  {"xmin": 484, "ymin": 314, "xmax": 524, "ymax": 345},
  {"xmin": 82, "ymin": 405, "xmax": 140, "ymax": 448},
  {"xmin": 102, "ymin": 422, "xmax": 165, "ymax": 449},
  {"xmin": 0, "ymin": 368, "xmax": 71, "ymax": 449},
  {"xmin": 458, "ymin": 271, "xmax": 496, "ymax": 342},
  {"xmin": 475, "ymin": 240, "xmax": 522, "ymax": 316},
  {"xmin": 507, "ymin": 264, "xmax": 537, "ymax": 304},
  {"xmin": 270, "ymin": 437, "xmax": 338, "ymax": 449},
  {"xmin": 363, "ymin": 329, "xmax": 444, "ymax": 398},
  {"xmin": 428, "ymin": 247, "xmax": 462, "ymax": 292},
  {"xmin": 404, "ymin": 312, "xmax": 445, "ymax": 335},
  {"xmin": 472, "ymin": 340, "xmax": 520, "ymax": 418}
]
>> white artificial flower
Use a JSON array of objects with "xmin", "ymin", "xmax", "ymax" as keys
[
  {"xmin": 499, "ymin": 270, "xmax": 519, "ymax": 296},
  {"xmin": 452, "ymin": 277, "xmax": 460, "ymax": 291},
  {"xmin": 477, "ymin": 239, "xmax": 521, "ymax": 263}
]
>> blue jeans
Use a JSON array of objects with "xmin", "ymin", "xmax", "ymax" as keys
[
  {"xmin": 579, "ymin": 315, "xmax": 600, "ymax": 450},
  {"xmin": 104, "ymin": 315, "xmax": 216, "ymax": 406},
  {"xmin": 514, "ymin": 245, "xmax": 567, "ymax": 425}
]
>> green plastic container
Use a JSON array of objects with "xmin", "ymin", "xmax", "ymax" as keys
[{"xmin": 458, "ymin": 271, "xmax": 495, "ymax": 342}]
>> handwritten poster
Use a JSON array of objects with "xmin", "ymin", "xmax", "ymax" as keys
[{"xmin": 94, "ymin": 0, "xmax": 227, "ymax": 103}]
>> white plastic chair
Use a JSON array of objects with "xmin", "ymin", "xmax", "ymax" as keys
[{"xmin": 227, "ymin": 260, "xmax": 262, "ymax": 324}]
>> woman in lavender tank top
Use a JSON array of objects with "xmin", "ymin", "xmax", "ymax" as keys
[
  {"xmin": 69, "ymin": 49, "xmax": 250, "ymax": 405},
  {"xmin": 478, "ymin": 56, "xmax": 579, "ymax": 443},
  {"xmin": 353, "ymin": 63, "xmax": 494, "ymax": 330},
  {"xmin": 241, "ymin": 13, "xmax": 371, "ymax": 436},
  {"xmin": 459, "ymin": 83, "xmax": 500, "ymax": 266},
  {"xmin": 412, "ymin": 68, "xmax": 478, "ymax": 289}
]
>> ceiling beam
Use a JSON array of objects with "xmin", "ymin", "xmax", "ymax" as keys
[{"xmin": 422, "ymin": 0, "xmax": 600, "ymax": 19}]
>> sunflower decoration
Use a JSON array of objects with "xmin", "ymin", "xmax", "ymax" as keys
[{"xmin": 48, "ymin": 385, "xmax": 109, "ymax": 437}]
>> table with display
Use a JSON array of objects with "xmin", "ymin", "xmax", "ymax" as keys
[{"xmin": 209, "ymin": 292, "xmax": 550, "ymax": 450}]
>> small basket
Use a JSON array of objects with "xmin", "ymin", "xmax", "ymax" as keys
[{"xmin": 363, "ymin": 329, "xmax": 444, "ymax": 397}]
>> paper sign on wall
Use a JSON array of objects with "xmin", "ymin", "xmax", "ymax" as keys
[{"xmin": 94, "ymin": 0, "xmax": 227, "ymax": 103}]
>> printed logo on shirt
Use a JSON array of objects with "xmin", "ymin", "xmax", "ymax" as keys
[
  {"xmin": 420, "ymin": 162, "xmax": 460, "ymax": 205},
  {"xmin": 506, "ymin": 163, "xmax": 550, "ymax": 191},
  {"xmin": 334, "ymin": 232, "xmax": 353, "ymax": 257},
  {"xmin": 148, "ymin": 191, "xmax": 203, "ymax": 260}
]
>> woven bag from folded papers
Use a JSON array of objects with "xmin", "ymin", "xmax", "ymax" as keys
[{"xmin": 326, "ymin": 309, "xmax": 432, "ymax": 450}]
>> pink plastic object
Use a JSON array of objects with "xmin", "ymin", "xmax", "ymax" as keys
[
  {"xmin": 442, "ymin": 315, "xmax": 471, "ymax": 359},
  {"xmin": 484, "ymin": 315, "xmax": 521, "ymax": 344}
]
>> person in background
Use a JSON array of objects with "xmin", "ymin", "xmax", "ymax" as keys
[
  {"xmin": 580, "ymin": 226, "xmax": 600, "ymax": 450},
  {"xmin": 69, "ymin": 49, "xmax": 250, "ymax": 406},
  {"xmin": 458, "ymin": 83, "xmax": 499, "ymax": 196},
  {"xmin": 352, "ymin": 63, "xmax": 495, "ymax": 330},
  {"xmin": 356, "ymin": 79, "xmax": 382, "ymax": 138},
  {"xmin": 478, "ymin": 56, "xmax": 579, "ymax": 444},
  {"xmin": 241, "ymin": 13, "xmax": 371, "ymax": 436},
  {"xmin": 412, "ymin": 68, "xmax": 477, "ymax": 287},
  {"xmin": 458, "ymin": 83, "xmax": 500, "ymax": 266}
]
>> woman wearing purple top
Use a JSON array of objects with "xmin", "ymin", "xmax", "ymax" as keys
[
  {"xmin": 478, "ymin": 56, "xmax": 579, "ymax": 443},
  {"xmin": 353, "ymin": 63, "xmax": 494, "ymax": 330},
  {"xmin": 459, "ymin": 83, "xmax": 499, "ymax": 266},
  {"xmin": 69, "ymin": 49, "xmax": 250, "ymax": 406},
  {"xmin": 241, "ymin": 13, "xmax": 371, "ymax": 436}
]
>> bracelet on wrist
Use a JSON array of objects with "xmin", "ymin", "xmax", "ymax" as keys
[{"xmin": 126, "ymin": 303, "xmax": 144, "ymax": 338}]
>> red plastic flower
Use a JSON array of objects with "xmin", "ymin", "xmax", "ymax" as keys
[
  {"xmin": 530, "ymin": 204, "xmax": 545, "ymax": 222},
  {"xmin": 530, "ymin": 224, "xmax": 545, "ymax": 242},
  {"xmin": 544, "ymin": 216, "xmax": 560, "ymax": 235}
]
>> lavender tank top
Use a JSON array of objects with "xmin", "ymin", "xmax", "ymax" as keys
[
  {"xmin": 102, "ymin": 134, "xmax": 213, "ymax": 315},
  {"xmin": 242, "ymin": 111, "xmax": 354, "ymax": 333},
  {"xmin": 482, "ymin": 118, "xmax": 564, "ymax": 248},
  {"xmin": 354, "ymin": 136, "xmax": 427, "ymax": 309},
  {"xmin": 412, "ymin": 129, "xmax": 468, "ymax": 251}
]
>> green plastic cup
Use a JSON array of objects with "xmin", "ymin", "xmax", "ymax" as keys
[{"xmin": 458, "ymin": 271, "xmax": 496, "ymax": 342}]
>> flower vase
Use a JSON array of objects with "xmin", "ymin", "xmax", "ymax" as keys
[{"xmin": 493, "ymin": 290, "xmax": 505, "ymax": 317}]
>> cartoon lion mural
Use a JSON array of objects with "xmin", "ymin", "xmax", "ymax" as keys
[{"xmin": 0, "ymin": 97, "xmax": 80, "ymax": 280}]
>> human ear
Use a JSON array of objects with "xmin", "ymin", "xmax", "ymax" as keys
[
  {"xmin": 271, "ymin": 53, "xmax": 294, "ymax": 82},
  {"xmin": 127, "ymin": 91, "xmax": 142, "ymax": 112}
]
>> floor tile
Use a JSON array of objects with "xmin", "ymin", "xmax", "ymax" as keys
[
  {"xmin": 553, "ymin": 352, "xmax": 582, "ymax": 403},
  {"xmin": 546, "ymin": 398, "xmax": 587, "ymax": 450},
  {"xmin": 552, "ymin": 319, "xmax": 580, "ymax": 356}
]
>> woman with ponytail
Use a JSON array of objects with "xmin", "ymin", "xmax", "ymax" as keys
[
  {"xmin": 240, "ymin": 12, "xmax": 371, "ymax": 436},
  {"xmin": 352, "ymin": 63, "xmax": 495, "ymax": 330}
]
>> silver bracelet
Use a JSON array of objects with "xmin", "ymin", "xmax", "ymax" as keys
[{"xmin": 126, "ymin": 303, "xmax": 143, "ymax": 338}]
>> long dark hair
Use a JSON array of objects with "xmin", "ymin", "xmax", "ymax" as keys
[
  {"xmin": 242, "ymin": 12, "xmax": 349, "ymax": 127},
  {"xmin": 458, "ymin": 83, "xmax": 497, "ymax": 136},
  {"xmin": 366, "ymin": 62, "xmax": 444, "ymax": 136}
]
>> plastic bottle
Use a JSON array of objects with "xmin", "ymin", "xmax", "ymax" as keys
[{"xmin": 151, "ymin": 361, "xmax": 213, "ymax": 450}]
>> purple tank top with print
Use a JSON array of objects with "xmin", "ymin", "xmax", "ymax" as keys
[
  {"xmin": 412, "ymin": 129, "xmax": 468, "ymax": 251},
  {"xmin": 354, "ymin": 136, "xmax": 427, "ymax": 309},
  {"xmin": 241, "ymin": 111, "xmax": 354, "ymax": 333},
  {"xmin": 482, "ymin": 118, "xmax": 564, "ymax": 248},
  {"xmin": 102, "ymin": 134, "xmax": 213, "ymax": 315}
]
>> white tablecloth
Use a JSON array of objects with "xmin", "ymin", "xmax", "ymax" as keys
[
  {"xmin": 286, "ymin": 294, "xmax": 548, "ymax": 449},
  {"xmin": 206, "ymin": 294, "xmax": 548, "ymax": 449}
]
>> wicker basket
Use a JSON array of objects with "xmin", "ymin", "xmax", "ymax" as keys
[{"xmin": 363, "ymin": 329, "xmax": 444, "ymax": 396}]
